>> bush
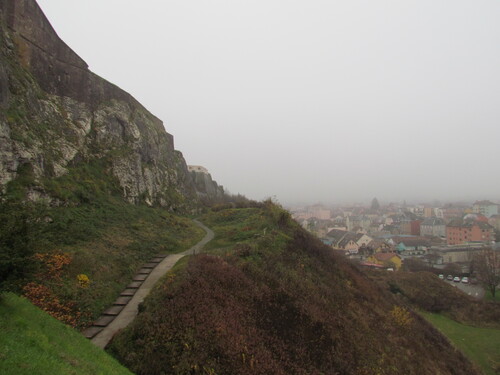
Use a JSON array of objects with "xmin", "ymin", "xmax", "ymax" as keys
[{"xmin": 0, "ymin": 198, "xmax": 48, "ymax": 292}]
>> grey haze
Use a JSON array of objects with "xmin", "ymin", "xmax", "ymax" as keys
[{"xmin": 36, "ymin": 0, "xmax": 500, "ymax": 205}]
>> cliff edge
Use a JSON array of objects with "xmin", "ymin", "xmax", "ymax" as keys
[{"xmin": 0, "ymin": 0, "xmax": 220, "ymax": 209}]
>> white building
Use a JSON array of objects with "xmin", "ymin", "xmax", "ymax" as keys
[
  {"xmin": 420, "ymin": 217, "xmax": 446, "ymax": 237},
  {"xmin": 473, "ymin": 200, "xmax": 498, "ymax": 218}
]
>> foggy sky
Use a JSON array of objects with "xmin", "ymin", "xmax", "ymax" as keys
[{"xmin": 36, "ymin": 0, "xmax": 500, "ymax": 205}]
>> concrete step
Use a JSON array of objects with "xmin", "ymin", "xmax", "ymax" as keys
[
  {"xmin": 114, "ymin": 296, "xmax": 132, "ymax": 305},
  {"xmin": 133, "ymin": 274, "xmax": 148, "ymax": 281},
  {"xmin": 138, "ymin": 268, "xmax": 152, "ymax": 275},
  {"xmin": 120, "ymin": 289, "xmax": 136, "ymax": 297},
  {"xmin": 127, "ymin": 281, "xmax": 142, "ymax": 289},
  {"xmin": 102, "ymin": 305, "xmax": 124, "ymax": 316},
  {"xmin": 142, "ymin": 263, "xmax": 158, "ymax": 269},
  {"xmin": 82, "ymin": 326, "xmax": 103, "ymax": 339},
  {"xmin": 93, "ymin": 315, "xmax": 115, "ymax": 327}
]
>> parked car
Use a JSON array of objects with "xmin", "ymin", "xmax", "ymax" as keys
[
  {"xmin": 447, "ymin": 275, "xmax": 453, "ymax": 281},
  {"xmin": 461, "ymin": 277, "xmax": 469, "ymax": 284},
  {"xmin": 439, "ymin": 274, "xmax": 444, "ymax": 279},
  {"xmin": 453, "ymin": 276, "xmax": 460, "ymax": 282}
]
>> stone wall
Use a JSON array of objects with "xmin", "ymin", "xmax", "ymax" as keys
[{"xmin": 0, "ymin": 0, "xmax": 143, "ymax": 108}]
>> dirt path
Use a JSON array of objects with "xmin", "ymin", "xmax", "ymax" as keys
[{"xmin": 91, "ymin": 220, "xmax": 214, "ymax": 349}]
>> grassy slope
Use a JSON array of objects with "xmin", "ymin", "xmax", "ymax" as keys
[
  {"xmin": 201, "ymin": 207, "xmax": 271, "ymax": 251},
  {"xmin": 1, "ymin": 29, "xmax": 205, "ymax": 328},
  {"xmin": 0, "ymin": 293, "xmax": 132, "ymax": 375},
  {"xmin": 4, "ymin": 160, "xmax": 205, "ymax": 328},
  {"xmin": 368, "ymin": 269, "xmax": 500, "ymax": 375},
  {"xmin": 485, "ymin": 290, "xmax": 500, "ymax": 302},
  {"xmin": 50, "ymin": 199, "xmax": 205, "ymax": 327},
  {"xmin": 108, "ymin": 205, "xmax": 478, "ymax": 375},
  {"xmin": 422, "ymin": 312, "xmax": 500, "ymax": 375},
  {"xmin": 367, "ymin": 271, "xmax": 500, "ymax": 328}
]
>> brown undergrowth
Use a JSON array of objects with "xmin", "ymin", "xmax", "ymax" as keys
[
  {"xmin": 368, "ymin": 270, "xmax": 500, "ymax": 328},
  {"xmin": 108, "ymin": 205, "xmax": 479, "ymax": 375}
]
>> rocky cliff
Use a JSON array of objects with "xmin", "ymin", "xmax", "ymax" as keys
[
  {"xmin": 0, "ymin": 0, "xmax": 221, "ymax": 209},
  {"xmin": 188, "ymin": 165, "xmax": 225, "ymax": 201}
]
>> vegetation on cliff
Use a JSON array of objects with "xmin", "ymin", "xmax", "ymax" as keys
[
  {"xmin": 108, "ymin": 204, "xmax": 478, "ymax": 375},
  {"xmin": 0, "ymin": 2, "xmax": 202, "ymax": 210}
]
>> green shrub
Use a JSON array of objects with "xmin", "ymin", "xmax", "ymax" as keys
[{"xmin": 0, "ymin": 198, "xmax": 48, "ymax": 292}]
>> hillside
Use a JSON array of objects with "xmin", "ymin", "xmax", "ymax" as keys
[
  {"xmin": 368, "ymin": 270, "xmax": 500, "ymax": 328},
  {"xmin": 368, "ymin": 269, "xmax": 500, "ymax": 374},
  {"xmin": 108, "ymin": 204, "xmax": 479, "ymax": 375},
  {"xmin": 0, "ymin": 0, "xmax": 224, "ymax": 328},
  {"xmin": 423, "ymin": 312, "xmax": 500, "ymax": 375},
  {"xmin": 0, "ymin": 293, "xmax": 132, "ymax": 375},
  {"xmin": 0, "ymin": 196, "xmax": 206, "ymax": 328}
]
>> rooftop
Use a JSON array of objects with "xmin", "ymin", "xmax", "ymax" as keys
[
  {"xmin": 373, "ymin": 252, "xmax": 400, "ymax": 261},
  {"xmin": 421, "ymin": 217, "xmax": 445, "ymax": 226}
]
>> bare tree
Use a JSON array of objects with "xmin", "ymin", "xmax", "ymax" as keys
[{"xmin": 473, "ymin": 249, "xmax": 500, "ymax": 298}]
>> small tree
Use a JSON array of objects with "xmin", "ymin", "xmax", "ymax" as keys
[
  {"xmin": 403, "ymin": 257, "xmax": 432, "ymax": 272},
  {"xmin": 371, "ymin": 197, "xmax": 380, "ymax": 211},
  {"xmin": 443, "ymin": 262, "xmax": 461, "ymax": 276},
  {"xmin": 0, "ymin": 198, "xmax": 47, "ymax": 293},
  {"xmin": 473, "ymin": 249, "xmax": 500, "ymax": 298}
]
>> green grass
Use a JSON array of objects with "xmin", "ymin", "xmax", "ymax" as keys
[
  {"xmin": 421, "ymin": 312, "xmax": 500, "ymax": 375},
  {"xmin": 200, "ymin": 208, "xmax": 267, "ymax": 250},
  {"xmin": 2, "ymin": 154, "xmax": 205, "ymax": 327},
  {"xmin": 49, "ymin": 202, "xmax": 205, "ymax": 327},
  {"xmin": 0, "ymin": 293, "xmax": 133, "ymax": 375},
  {"xmin": 200, "ymin": 204, "xmax": 295, "ymax": 253},
  {"xmin": 485, "ymin": 290, "xmax": 500, "ymax": 302},
  {"xmin": 10, "ymin": 198, "xmax": 207, "ymax": 328}
]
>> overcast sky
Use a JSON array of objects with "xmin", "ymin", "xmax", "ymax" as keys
[{"xmin": 36, "ymin": 0, "xmax": 500, "ymax": 205}]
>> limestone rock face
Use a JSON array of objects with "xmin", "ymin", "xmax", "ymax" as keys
[
  {"xmin": 0, "ymin": 61, "xmax": 8, "ymax": 108},
  {"xmin": 188, "ymin": 166, "xmax": 224, "ymax": 201},
  {"xmin": 189, "ymin": 169, "xmax": 225, "ymax": 200},
  {"xmin": 0, "ymin": 0, "xmax": 200, "ymax": 209}
]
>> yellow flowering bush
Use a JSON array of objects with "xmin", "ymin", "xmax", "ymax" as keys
[
  {"xmin": 391, "ymin": 305, "xmax": 413, "ymax": 327},
  {"xmin": 77, "ymin": 273, "xmax": 90, "ymax": 288}
]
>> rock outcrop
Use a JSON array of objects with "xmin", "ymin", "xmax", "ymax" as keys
[
  {"xmin": 0, "ymin": 0, "xmax": 209, "ymax": 209},
  {"xmin": 188, "ymin": 165, "xmax": 224, "ymax": 200}
]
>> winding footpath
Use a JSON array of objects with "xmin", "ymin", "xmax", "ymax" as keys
[{"xmin": 87, "ymin": 220, "xmax": 214, "ymax": 349}]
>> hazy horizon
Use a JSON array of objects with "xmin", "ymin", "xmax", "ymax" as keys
[{"xmin": 36, "ymin": 0, "xmax": 500, "ymax": 205}]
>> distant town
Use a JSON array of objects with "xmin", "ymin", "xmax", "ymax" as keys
[{"xmin": 288, "ymin": 199, "xmax": 499, "ymax": 274}]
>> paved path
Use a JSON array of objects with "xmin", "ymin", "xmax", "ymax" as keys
[
  {"xmin": 91, "ymin": 220, "xmax": 214, "ymax": 349},
  {"xmin": 444, "ymin": 279, "xmax": 485, "ymax": 299}
]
